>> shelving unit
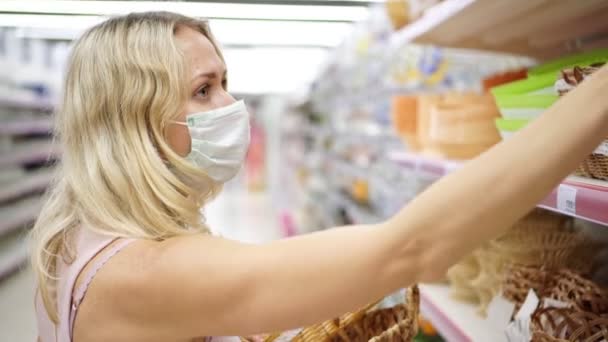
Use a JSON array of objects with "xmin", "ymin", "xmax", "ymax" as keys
[
  {"xmin": 539, "ymin": 176, "xmax": 608, "ymax": 226},
  {"xmin": 0, "ymin": 141, "xmax": 59, "ymax": 168},
  {"xmin": 0, "ymin": 98, "xmax": 56, "ymax": 282},
  {"xmin": 388, "ymin": 151, "xmax": 608, "ymax": 226},
  {"xmin": 0, "ymin": 117, "xmax": 53, "ymax": 136},
  {"xmin": 0, "ymin": 229, "xmax": 29, "ymax": 282},
  {"xmin": 0, "ymin": 168, "xmax": 54, "ymax": 203},
  {"xmin": 0, "ymin": 198, "xmax": 43, "ymax": 236},
  {"xmin": 0, "ymin": 97, "xmax": 54, "ymax": 112},
  {"xmin": 392, "ymin": 0, "xmax": 608, "ymax": 60}
]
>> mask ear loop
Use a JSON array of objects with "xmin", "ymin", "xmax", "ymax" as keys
[{"xmin": 170, "ymin": 121, "xmax": 188, "ymax": 127}]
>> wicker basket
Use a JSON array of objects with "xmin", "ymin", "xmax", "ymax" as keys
[
  {"xmin": 446, "ymin": 210, "xmax": 586, "ymax": 315},
  {"xmin": 294, "ymin": 285, "xmax": 420, "ymax": 342},
  {"xmin": 491, "ymin": 212, "xmax": 597, "ymax": 273},
  {"xmin": 246, "ymin": 286, "xmax": 420, "ymax": 342},
  {"xmin": 576, "ymin": 150, "xmax": 608, "ymax": 181},
  {"xmin": 531, "ymin": 307, "xmax": 608, "ymax": 342},
  {"xmin": 503, "ymin": 264, "xmax": 608, "ymax": 315}
]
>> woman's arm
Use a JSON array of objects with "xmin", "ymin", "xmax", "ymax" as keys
[{"xmin": 97, "ymin": 66, "xmax": 608, "ymax": 340}]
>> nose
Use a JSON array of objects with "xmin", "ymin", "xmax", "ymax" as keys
[{"xmin": 219, "ymin": 89, "xmax": 236, "ymax": 107}]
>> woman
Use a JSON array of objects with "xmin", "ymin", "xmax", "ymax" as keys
[{"xmin": 31, "ymin": 11, "xmax": 608, "ymax": 342}]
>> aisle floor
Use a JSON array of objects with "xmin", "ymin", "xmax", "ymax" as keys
[{"xmin": 0, "ymin": 187, "xmax": 282, "ymax": 341}]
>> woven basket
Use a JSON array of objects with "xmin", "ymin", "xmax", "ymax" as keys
[
  {"xmin": 295, "ymin": 286, "xmax": 419, "ymax": 342},
  {"xmin": 247, "ymin": 286, "xmax": 420, "ymax": 342},
  {"xmin": 531, "ymin": 307, "xmax": 608, "ymax": 342},
  {"xmin": 492, "ymin": 214, "xmax": 596, "ymax": 273},
  {"xmin": 576, "ymin": 151, "xmax": 608, "ymax": 181},
  {"xmin": 503, "ymin": 264, "xmax": 608, "ymax": 315},
  {"xmin": 551, "ymin": 269, "xmax": 608, "ymax": 314}
]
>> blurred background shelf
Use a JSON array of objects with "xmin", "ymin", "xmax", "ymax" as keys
[
  {"xmin": 0, "ymin": 141, "xmax": 59, "ymax": 168},
  {"xmin": 0, "ymin": 230, "xmax": 29, "ymax": 282},
  {"xmin": 0, "ymin": 168, "xmax": 54, "ymax": 203},
  {"xmin": 393, "ymin": 0, "xmax": 608, "ymax": 60},
  {"xmin": 0, "ymin": 117, "xmax": 54, "ymax": 136},
  {"xmin": 0, "ymin": 198, "xmax": 43, "ymax": 236},
  {"xmin": 0, "ymin": 97, "xmax": 55, "ymax": 112}
]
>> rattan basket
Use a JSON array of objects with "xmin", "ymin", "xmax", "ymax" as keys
[
  {"xmin": 503, "ymin": 264, "xmax": 608, "ymax": 315},
  {"xmin": 576, "ymin": 150, "xmax": 608, "ymax": 181},
  {"xmin": 244, "ymin": 286, "xmax": 420, "ymax": 342},
  {"xmin": 531, "ymin": 307, "xmax": 608, "ymax": 342},
  {"xmin": 447, "ymin": 210, "xmax": 597, "ymax": 316}
]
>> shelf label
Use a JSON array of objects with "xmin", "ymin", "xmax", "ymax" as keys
[
  {"xmin": 557, "ymin": 184, "xmax": 577, "ymax": 215},
  {"xmin": 595, "ymin": 141, "xmax": 608, "ymax": 156}
]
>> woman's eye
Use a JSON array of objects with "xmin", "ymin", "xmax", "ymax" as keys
[{"xmin": 196, "ymin": 85, "xmax": 209, "ymax": 98}]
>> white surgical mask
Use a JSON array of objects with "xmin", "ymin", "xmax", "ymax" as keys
[{"xmin": 173, "ymin": 100, "xmax": 250, "ymax": 182}]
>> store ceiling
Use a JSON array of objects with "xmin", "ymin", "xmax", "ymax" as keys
[{"xmin": 0, "ymin": 0, "xmax": 375, "ymax": 94}]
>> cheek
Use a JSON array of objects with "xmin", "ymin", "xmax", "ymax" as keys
[{"xmin": 166, "ymin": 124, "xmax": 192, "ymax": 157}]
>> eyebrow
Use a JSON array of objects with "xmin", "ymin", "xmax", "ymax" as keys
[{"xmin": 191, "ymin": 69, "xmax": 228, "ymax": 82}]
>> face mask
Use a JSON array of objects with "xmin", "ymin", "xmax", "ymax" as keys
[{"xmin": 173, "ymin": 100, "xmax": 250, "ymax": 182}]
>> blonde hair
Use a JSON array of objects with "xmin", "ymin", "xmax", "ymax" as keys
[{"xmin": 30, "ymin": 12, "xmax": 224, "ymax": 323}]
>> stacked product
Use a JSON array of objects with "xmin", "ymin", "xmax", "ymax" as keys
[
  {"xmin": 492, "ymin": 49, "xmax": 608, "ymax": 180},
  {"xmin": 391, "ymin": 92, "xmax": 501, "ymax": 160},
  {"xmin": 446, "ymin": 209, "xmax": 597, "ymax": 316}
]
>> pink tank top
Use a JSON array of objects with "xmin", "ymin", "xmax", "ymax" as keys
[
  {"xmin": 34, "ymin": 229, "xmax": 239, "ymax": 342},
  {"xmin": 35, "ymin": 229, "xmax": 135, "ymax": 341}
]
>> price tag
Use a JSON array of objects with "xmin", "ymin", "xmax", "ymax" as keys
[
  {"xmin": 557, "ymin": 185, "xmax": 577, "ymax": 215},
  {"xmin": 595, "ymin": 141, "xmax": 608, "ymax": 156}
]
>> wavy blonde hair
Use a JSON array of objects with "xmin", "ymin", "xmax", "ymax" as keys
[{"xmin": 30, "ymin": 12, "xmax": 224, "ymax": 322}]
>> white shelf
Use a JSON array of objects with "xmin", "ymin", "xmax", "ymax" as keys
[
  {"xmin": 389, "ymin": 151, "xmax": 608, "ymax": 226},
  {"xmin": 0, "ymin": 230, "xmax": 29, "ymax": 281},
  {"xmin": 392, "ymin": 0, "xmax": 608, "ymax": 59},
  {"xmin": 0, "ymin": 197, "xmax": 42, "ymax": 236},
  {"xmin": 0, "ymin": 117, "xmax": 53, "ymax": 136},
  {"xmin": 390, "ymin": 0, "xmax": 475, "ymax": 47},
  {"xmin": 420, "ymin": 284, "xmax": 507, "ymax": 342},
  {"xmin": 0, "ymin": 168, "xmax": 54, "ymax": 203},
  {"xmin": 0, "ymin": 97, "xmax": 54, "ymax": 111},
  {"xmin": 0, "ymin": 141, "xmax": 59, "ymax": 168}
]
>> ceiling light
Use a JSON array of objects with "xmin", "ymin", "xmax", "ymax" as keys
[
  {"xmin": 0, "ymin": 14, "xmax": 351, "ymax": 48},
  {"xmin": 0, "ymin": 0, "xmax": 369, "ymax": 22}
]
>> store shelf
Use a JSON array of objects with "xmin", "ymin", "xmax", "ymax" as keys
[
  {"xmin": 0, "ymin": 141, "xmax": 59, "ymax": 168},
  {"xmin": 327, "ymin": 191, "xmax": 381, "ymax": 225},
  {"xmin": 387, "ymin": 151, "xmax": 461, "ymax": 178},
  {"xmin": 389, "ymin": 151, "xmax": 608, "ymax": 226},
  {"xmin": 0, "ymin": 197, "xmax": 42, "ymax": 237},
  {"xmin": 0, "ymin": 230, "xmax": 29, "ymax": 282},
  {"xmin": 392, "ymin": 0, "xmax": 608, "ymax": 59},
  {"xmin": 538, "ymin": 176, "xmax": 608, "ymax": 226},
  {"xmin": 0, "ymin": 168, "xmax": 54, "ymax": 204},
  {"xmin": 0, "ymin": 97, "xmax": 54, "ymax": 112},
  {"xmin": 419, "ymin": 284, "xmax": 507, "ymax": 342},
  {"xmin": 0, "ymin": 117, "xmax": 53, "ymax": 136}
]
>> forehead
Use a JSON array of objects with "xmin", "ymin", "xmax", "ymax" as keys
[{"xmin": 174, "ymin": 25, "xmax": 224, "ymax": 74}]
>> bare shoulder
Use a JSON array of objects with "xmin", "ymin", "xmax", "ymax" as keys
[{"xmin": 72, "ymin": 235, "xmax": 219, "ymax": 342}]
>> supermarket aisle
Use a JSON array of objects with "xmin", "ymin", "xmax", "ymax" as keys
[
  {"xmin": 206, "ymin": 184, "xmax": 284, "ymax": 243},
  {"xmin": 0, "ymin": 266, "xmax": 36, "ymax": 341},
  {"xmin": 0, "ymin": 186, "xmax": 282, "ymax": 341}
]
